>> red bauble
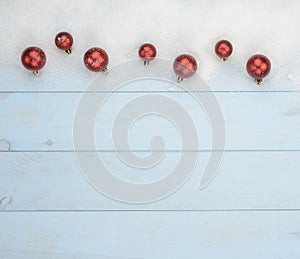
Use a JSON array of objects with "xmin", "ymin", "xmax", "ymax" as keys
[
  {"xmin": 84, "ymin": 47, "xmax": 109, "ymax": 73},
  {"xmin": 246, "ymin": 54, "xmax": 271, "ymax": 84},
  {"xmin": 138, "ymin": 43, "xmax": 157, "ymax": 65},
  {"xmin": 55, "ymin": 32, "xmax": 73, "ymax": 54},
  {"xmin": 21, "ymin": 46, "xmax": 46, "ymax": 75},
  {"xmin": 215, "ymin": 40, "xmax": 233, "ymax": 60},
  {"xmin": 173, "ymin": 54, "xmax": 197, "ymax": 82}
]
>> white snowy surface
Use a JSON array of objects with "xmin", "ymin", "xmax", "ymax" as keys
[
  {"xmin": 0, "ymin": 0, "xmax": 299, "ymax": 90},
  {"xmin": 1, "ymin": 1, "xmax": 300, "ymax": 258}
]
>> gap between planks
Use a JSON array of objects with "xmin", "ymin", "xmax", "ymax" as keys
[
  {"xmin": 2, "ymin": 208, "xmax": 300, "ymax": 213},
  {"xmin": 1, "ymin": 90, "xmax": 300, "ymax": 94},
  {"xmin": 2, "ymin": 149, "xmax": 300, "ymax": 153}
]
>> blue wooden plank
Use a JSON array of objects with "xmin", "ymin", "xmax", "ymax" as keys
[
  {"xmin": 0, "ymin": 92, "xmax": 300, "ymax": 151},
  {"xmin": 1, "ymin": 151, "xmax": 300, "ymax": 210},
  {"xmin": 0, "ymin": 211, "xmax": 300, "ymax": 258}
]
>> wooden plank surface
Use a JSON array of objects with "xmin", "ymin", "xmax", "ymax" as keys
[
  {"xmin": 1, "ymin": 0, "xmax": 300, "ymax": 258},
  {"xmin": 1, "ymin": 211, "xmax": 300, "ymax": 259},
  {"xmin": 1, "ymin": 151, "xmax": 300, "ymax": 210},
  {"xmin": 1, "ymin": 92, "xmax": 300, "ymax": 151}
]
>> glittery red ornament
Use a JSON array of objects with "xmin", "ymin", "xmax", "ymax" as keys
[
  {"xmin": 138, "ymin": 43, "xmax": 157, "ymax": 65},
  {"xmin": 55, "ymin": 32, "xmax": 73, "ymax": 54},
  {"xmin": 215, "ymin": 40, "xmax": 233, "ymax": 61},
  {"xmin": 173, "ymin": 54, "xmax": 197, "ymax": 82},
  {"xmin": 21, "ymin": 46, "xmax": 46, "ymax": 76},
  {"xmin": 246, "ymin": 54, "xmax": 271, "ymax": 84},
  {"xmin": 84, "ymin": 47, "xmax": 109, "ymax": 73}
]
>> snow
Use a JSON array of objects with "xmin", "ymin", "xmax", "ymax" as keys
[{"xmin": 0, "ymin": 0, "xmax": 299, "ymax": 90}]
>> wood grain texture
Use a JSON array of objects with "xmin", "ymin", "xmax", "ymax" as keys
[
  {"xmin": 1, "ymin": 151, "xmax": 300, "ymax": 210},
  {"xmin": 1, "ymin": 92, "xmax": 300, "ymax": 151},
  {"xmin": 1, "ymin": 211, "xmax": 300, "ymax": 259},
  {"xmin": 1, "ymin": 0, "xmax": 299, "ymax": 257}
]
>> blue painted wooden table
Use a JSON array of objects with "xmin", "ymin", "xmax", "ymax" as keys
[{"xmin": 0, "ymin": 0, "xmax": 300, "ymax": 258}]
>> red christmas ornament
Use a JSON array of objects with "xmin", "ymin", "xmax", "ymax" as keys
[
  {"xmin": 55, "ymin": 32, "xmax": 73, "ymax": 54},
  {"xmin": 215, "ymin": 40, "xmax": 233, "ymax": 61},
  {"xmin": 138, "ymin": 43, "xmax": 157, "ymax": 65},
  {"xmin": 84, "ymin": 47, "xmax": 109, "ymax": 73},
  {"xmin": 21, "ymin": 46, "xmax": 46, "ymax": 76},
  {"xmin": 246, "ymin": 54, "xmax": 271, "ymax": 84},
  {"xmin": 173, "ymin": 54, "xmax": 197, "ymax": 82}
]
